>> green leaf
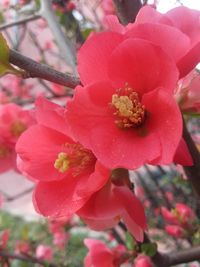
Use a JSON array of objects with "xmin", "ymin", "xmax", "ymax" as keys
[
  {"xmin": 125, "ymin": 232, "xmax": 136, "ymax": 250},
  {"xmin": 81, "ymin": 28, "xmax": 93, "ymax": 39},
  {"xmin": 141, "ymin": 242, "xmax": 157, "ymax": 257},
  {"xmin": 0, "ymin": 33, "xmax": 24, "ymax": 77}
]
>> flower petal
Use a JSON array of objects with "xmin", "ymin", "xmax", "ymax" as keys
[
  {"xmin": 16, "ymin": 125, "xmax": 73, "ymax": 181},
  {"xmin": 33, "ymin": 163, "xmax": 108, "ymax": 218},
  {"xmin": 113, "ymin": 186, "xmax": 146, "ymax": 229},
  {"xmin": 126, "ymin": 23, "xmax": 190, "ymax": 63},
  {"xmin": 78, "ymin": 32, "xmax": 123, "ymax": 85},
  {"xmin": 108, "ymin": 38, "xmax": 179, "ymax": 95},
  {"xmin": 142, "ymin": 88, "xmax": 182, "ymax": 165},
  {"xmin": 33, "ymin": 178, "xmax": 89, "ymax": 217},
  {"xmin": 166, "ymin": 6, "xmax": 200, "ymax": 45},
  {"xmin": 135, "ymin": 6, "xmax": 172, "ymax": 25},
  {"xmin": 66, "ymin": 81, "xmax": 161, "ymax": 169},
  {"xmin": 173, "ymin": 138, "xmax": 193, "ymax": 166},
  {"xmin": 35, "ymin": 97, "xmax": 71, "ymax": 136}
]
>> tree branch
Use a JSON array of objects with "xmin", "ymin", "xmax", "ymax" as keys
[
  {"xmin": 9, "ymin": 49, "xmax": 80, "ymax": 88},
  {"xmin": 168, "ymin": 246, "xmax": 200, "ymax": 265},
  {"xmin": 112, "ymin": 0, "xmax": 142, "ymax": 24},
  {"xmin": 40, "ymin": 0, "xmax": 77, "ymax": 74},
  {"xmin": 145, "ymin": 233, "xmax": 200, "ymax": 267},
  {"xmin": 0, "ymin": 250, "xmax": 57, "ymax": 267},
  {"xmin": 183, "ymin": 119, "xmax": 200, "ymax": 199},
  {"xmin": 0, "ymin": 14, "xmax": 41, "ymax": 31}
]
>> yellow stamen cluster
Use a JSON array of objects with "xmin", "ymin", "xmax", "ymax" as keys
[
  {"xmin": 54, "ymin": 152, "xmax": 70, "ymax": 173},
  {"xmin": 10, "ymin": 121, "xmax": 27, "ymax": 137},
  {"xmin": 111, "ymin": 85, "xmax": 145, "ymax": 129},
  {"xmin": 54, "ymin": 143, "xmax": 95, "ymax": 175}
]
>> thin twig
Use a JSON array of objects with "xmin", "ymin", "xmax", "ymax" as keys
[
  {"xmin": 0, "ymin": 14, "xmax": 41, "ymax": 31},
  {"xmin": 5, "ymin": 187, "xmax": 34, "ymax": 202}
]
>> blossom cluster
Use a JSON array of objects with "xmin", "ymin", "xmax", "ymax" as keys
[
  {"xmin": 0, "ymin": 103, "xmax": 34, "ymax": 173},
  {"xmin": 84, "ymin": 238, "xmax": 153, "ymax": 267},
  {"xmin": 16, "ymin": 5, "xmax": 200, "ymax": 246},
  {"xmin": 161, "ymin": 203, "xmax": 197, "ymax": 238}
]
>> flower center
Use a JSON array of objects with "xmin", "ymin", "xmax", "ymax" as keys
[
  {"xmin": 0, "ymin": 144, "xmax": 9, "ymax": 158},
  {"xmin": 54, "ymin": 152, "xmax": 70, "ymax": 173},
  {"xmin": 54, "ymin": 143, "xmax": 95, "ymax": 175},
  {"xmin": 111, "ymin": 85, "xmax": 145, "ymax": 129},
  {"xmin": 10, "ymin": 121, "xmax": 27, "ymax": 137}
]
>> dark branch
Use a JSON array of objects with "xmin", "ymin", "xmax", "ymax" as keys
[
  {"xmin": 0, "ymin": 14, "xmax": 41, "ymax": 31},
  {"xmin": 9, "ymin": 50, "xmax": 80, "ymax": 89},
  {"xmin": 183, "ymin": 119, "xmax": 200, "ymax": 199},
  {"xmin": 0, "ymin": 250, "xmax": 57, "ymax": 267},
  {"xmin": 168, "ymin": 246, "xmax": 200, "ymax": 265}
]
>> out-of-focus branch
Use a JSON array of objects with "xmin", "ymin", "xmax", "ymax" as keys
[
  {"xmin": 152, "ymin": 246, "xmax": 200, "ymax": 266},
  {"xmin": 112, "ymin": 0, "xmax": 142, "ymax": 24},
  {"xmin": 0, "ymin": 250, "xmax": 57, "ymax": 267},
  {"xmin": 168, "ymin": 246, "xmax": 200, "ymax": 265},
  {"xmin": 9, "ymin": 49, "xmax": 80, "ymax": 88},
  {"xmin": 183, "ymin": 119, "xmax": 200, "ymax": 199},
  {"xmin": 144, "ymin": 233, "xmax": 200, "ymax": 266},
  {"xmin": 3, "ymin": 187, "xmax": 34, "ymax": 202},
  {"xmin": 0, "ymin": 14, "xmax": 41, "ymax": 31},
  {"xmin": 144, "ymin": 165, "xmax": 171, "ymax": 209},
  {"xmin": 40, "ymin": 0, "xmax": 77, "ymax": 75}
]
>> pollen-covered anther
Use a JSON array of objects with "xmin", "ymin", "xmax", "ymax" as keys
[
  {"xmin": 0, "ymin": 144, "xmax": 9, "ymax": 158},
  {"xmin": 54, "ymin": 144, "xmax": 96, "ymax": 175},
  {"xmin": 10, "ymin": 121, "xmax": 27, "ymax": 137},
  {"xmin": 111, "ymin": 88, "xmax": 145, "ymax": 129},
  {"xmin": 54, "ymin": 152, "xmax": 70, "ymax": 173}
]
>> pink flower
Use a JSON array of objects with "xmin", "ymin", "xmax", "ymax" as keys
[
  {"xmin": 175, "ymin": 70, "xmax": 200, "ymax": 112},
  {"xmin": 1, "ymin": 75, "xmax": 33, "ymax": 99},
  {"xmin": 0, "ymin": 230, "xmax": 9, "ymax": 249},
  {"xmin": 16, "ymin": 97, "xmax": 109, "ymax": 217},
  {"xmin": 15, "ymin": 241, "xmax": 31, "ymax": 254},
  {"xmin": 134, "ymin": 6, "xmax": 200, "ymax": 78},
  {"xmin": 66, "ymin": 1, "xmax": 76, "ymax": 11},
  {"xmin": 0, "ymin": 103, "xmax": 34, "ymax": 144},
  {"xmin": 134, "ymin": 254, "xmax": 153, "ymax": 267},
  {"xmin": 84, "ymin": 239, "xmax": 127, "ymax": 267},
  {"xmin": 161, "ymin": 207, "xmax": 179, "ymax": 225},
  {"xmin": 48, "ymin": 217, "xmax": 70, "ymax": 234},
  {"xmin": 0, "ymin": 104, "xmax": 34, "ymax": 174},
  {"xmin": 66, "ymin": 33, "xmax": 183, "ymax": 169},
  {"xmin": 51, "ymin": 83, "xmax": 67, "ymax": 96},
  {"xmin": 0, "ymin": 92, "xmax": 9, "ymax": 104},
  {"xmin": 53, "ymin": 231, "xmax": 69, "ymax": 249},
  {"xmin": 78, "ymin": 181, "xmax": 146, "ymax": 242},
  {"xmin": 2, "ymin": 0, "xmax": 10, "ymax": 8},
  {"xmin": 165, "ymin": 225, "xmax": 185, "ymax": 238},
  {"xmin": 175, "ymin": 203, "xmax": 196, "ymax": 224},
  {"xmin": 105, "ymin": 6, "xmax": 200, "ymax": 78},
  {"xmin": 101, "ymin": 0, "xmax": 115, "ymax": 15},
  {"xmin": 36, "ymin": 245, "xmax": 53, "ymax": 261},
  {"xmin": 161, "ymin": 203, "xmax": 196, "ymax": 227},
  {"xmin": 0, "ymin": 137, "xmax": 16, "ymax": 174}
]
